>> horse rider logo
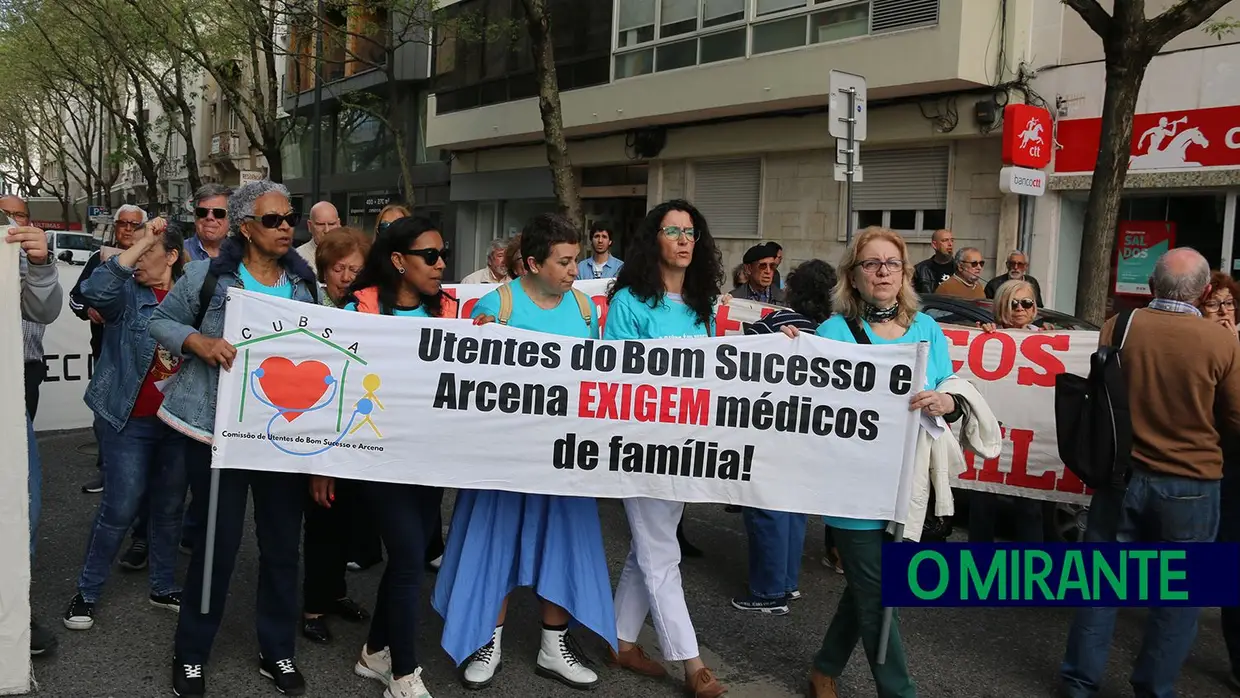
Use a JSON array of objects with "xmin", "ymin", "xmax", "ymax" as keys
[
  {"xmin": 1018, "ymin": 117, "xmax": 1045, "ymax": 158},
  {"xmin": 1131, "ymin": 115, "xmax": 1210, "ymax": 169}
]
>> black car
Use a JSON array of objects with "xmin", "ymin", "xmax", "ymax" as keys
[{"xmin": 920, "ymin": 294, "xmax": 1098, "ymax": 542}]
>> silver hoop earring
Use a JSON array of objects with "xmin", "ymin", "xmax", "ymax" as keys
[{"xmin": 397, "ymin": 267, "xmax": 406, "ymax": 275}]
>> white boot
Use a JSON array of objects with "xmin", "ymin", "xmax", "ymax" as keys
[
  {"xmin": 535, "ymin": 626, "xmax": 599, "ymax": 689},
  {"xmin": 461, "ymin": 626, "xmax": 502, "ymax": 689},
  {"xmin": 355, "ymin": 644, "xmax": 392, "ymax": 684},
  {"xmin": 386, "ymin": 666, "xmax": 433, "ymax": 698}
]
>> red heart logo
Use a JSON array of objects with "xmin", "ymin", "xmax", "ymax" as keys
[{"xmin": 257, "ymin": 357, "xmax": 332, "ymax": 422}]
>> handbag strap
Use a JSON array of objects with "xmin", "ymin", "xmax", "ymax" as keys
[{"xmin": 845, "ymin": 318, "xmax": 871, "ymax": 345}]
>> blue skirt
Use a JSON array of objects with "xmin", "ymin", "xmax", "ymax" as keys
[{"xmin": 432, "ymin": 489, "xmax": 618, "ymax": 665}]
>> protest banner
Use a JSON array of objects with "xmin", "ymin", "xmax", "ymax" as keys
[
  {"xmin": 34, "ymin": 263, "xmax": 96, "ymax": 431},
  {"xmin": 210, "ymin": 288, "xmax": 927, "ymax": 521},
  {"xmin": 941, "ymin": 326, "xmax": 1095, "ymax": 505}
]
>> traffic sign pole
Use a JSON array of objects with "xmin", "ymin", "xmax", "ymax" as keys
[
  {"xmin": 845, "ymin": 86, "xmax": 857, "ymax": 245},
  {"xmin": 829, "ymin": 70, "xmax": 867, "ymax": 246}
]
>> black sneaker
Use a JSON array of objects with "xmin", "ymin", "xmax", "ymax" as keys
[
  {"xmin": 30, "ymin": 619, "xmax": 57, "ymax": 656},
  {"xmin": 259, "ymin": 654, "xmax": 306, "ymax": 696},
  {"xmin": 150, "ymin": 591, "xmax": 182, "ymax": 612},
  {"xmin": 81, "ymin": 474, "xmax": 103, "ymax": 494},
  {"xmin": 179, "ymin": 539, "xmax": 194, "ymax": 555},
  {"xmin": 730, "ymin": 596, "xmax": 789, "ymax": 615},
  {"xmin": 63, "ymin": 593, "xmax": 95, "ymax": 631},
  {"xmin": 173, "ymin": 658, "xmax": 205, "ymax": 697},
  {"xmin": 119, "ymin": 539, "xmax": 148, "ymax": 571}
]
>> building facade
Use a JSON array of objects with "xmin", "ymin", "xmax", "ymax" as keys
[{"xmin": 427, "ymin": 0, "xmax": 1045, "ymax": 286}]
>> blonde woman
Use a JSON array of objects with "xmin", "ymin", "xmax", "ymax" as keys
[
  {"xmin": 375, "ymin": 203, "xmax": 412, "ymax": 237},
  {"xmin": 980, "ymin": 279, "xmax": 1053, "ymax": 333},
  {"xmin": 783, "ymin": 226, "xmax": 958, "ymax": 698}
]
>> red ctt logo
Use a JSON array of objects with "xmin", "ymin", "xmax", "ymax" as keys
[{"xmin": 1002, "ymin": 104, "xmax": 1053, "ymax": 169}]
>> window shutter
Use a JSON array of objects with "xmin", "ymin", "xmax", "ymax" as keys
[
  {"xmin": 853, "ymin": 147, "xmax": 948, "ymax": 211},
  {"xmin": 692, "ymin": 159, "xmax": 761, "ymax": 238},
  {"xmin": 871, "ymin": 0, "xmax": 938, "ymax": 34}
]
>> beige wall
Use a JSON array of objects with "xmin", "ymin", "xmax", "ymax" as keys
[{"xmin": 1059, "ymin": 0, "xmax": 1240, "ymax": 66}]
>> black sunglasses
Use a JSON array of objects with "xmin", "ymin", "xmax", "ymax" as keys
[
  {"xmin": 195, "ymin": 207, "xmax": 226, "ymax": 220},
  {"xmin": 404, "ymin": 247, "xmax": 450, "ymax": 265},
  {"xmin": 1010, "ymin": 299, "xmax": 1035, "ymax": 310},
  {"xmin": 248, "ymin": 212, "xmax": 300, "ymax": 229},
  {"xmin": 377, "ymin": 221, "xmax": 394, "ymax": 235}
]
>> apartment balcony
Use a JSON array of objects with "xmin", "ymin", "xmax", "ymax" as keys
[
  {"xmin": 209, "ymin": 131, "xmax": 242, "ymax": 161},
  {"xmin": 426, "ymin": 0, "xmax": 1002, "ymax": 151}
]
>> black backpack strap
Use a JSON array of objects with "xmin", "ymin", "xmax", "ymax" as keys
[
  {"xmin": 1111, "ymin": 308, "xmax": 1135, "ymax": 350},
  {"xmin": 193, "ymin": 271, "xmax": 220, "ymax": 331},
  {"xmin": 845, "ymin": 318, "xmax": 871, "ymax": 345}
]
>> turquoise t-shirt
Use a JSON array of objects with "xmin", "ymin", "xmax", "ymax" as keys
[
  {"xmin": 471, "ymin": 279, "xmax": 599, "ymax": 339},
  {"xmin": 816, "ymin": 312, "xmax": 955, "ymax": 531},
  {"xmin": 342, "ymin": 301, "xmax": 430, "ymax": 317},
  {"xmin": 603, "ymin": 288, "xmax": 713, "ymax": 341},
  {"xmin": 239, "ymin": 263, "xmax": 294, "ymax": 299}
]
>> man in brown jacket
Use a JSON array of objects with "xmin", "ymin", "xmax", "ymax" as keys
[
  {"xmin": 1060, "ymin": 247, "xmax": 1240, "ymax": 698},
  {"xmin": 933, "ymin": 247, "xmax": 986, "ymax": 299}
]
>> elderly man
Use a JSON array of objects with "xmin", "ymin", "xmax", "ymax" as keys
[
  {"xmin": 69, "ymin": 204, "xmax": 147, "ymax": 495},
  {"xmin": 0, "ymin": 197, "xmax": 51, "ymax": 423},
  {"xmin": 462, "ymin": 238, "xmax": 511, "ymax": 284},
  {"xmin": 913, "ymin": 228, "xmax": 955, "ymax": 294},
  {"xmin": 934, "ymin": 247, "xmax": 986, "ymax": 299},
  {"xmin": 985, "ymin": 250, "xmax": 1044, "ymax": 306},
  {"xmin": 297, "ymin": 201, "xmax": 341, "ymax": 266},
  {"xmin": 184, "ymin": 184, "xmax": 232, "ymax": 262},
  {"xmin": 6, "ymin": 204, "xmax": 63, "ymax": 656},
  {"xmin": 730, "ymin": 242, "xmax": 785, "ymax": 305},
  {"xmin": 1060, "ymin": 247, "xmax": 1240, "ymax": 698}
]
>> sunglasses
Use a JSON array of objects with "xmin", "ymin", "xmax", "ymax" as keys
[
  {"xmin": 964, "ymin": 260, "xmax": 985, "ymax": 268},
  {"xmin": 404, "ymin": 247, "xmax": 450, "ymax": 266},
  {"xmin": 195, "ymin": 207, "xmax": 227, "ymax": 220},
  {"xmin": 754, "ymin": 262, "xmax": 777, "ymax": 271},
  {"xmin": 248, "ymin": 212, "xmax": 300, "ymax": 229},
  {"xmin": 377, "ymin": 221, "xmax": 394, "ymax": 235},
  {"xmin": 1008, "ymin": 261, "xmax": 1028, "ymax": 269},
  {"xmin": 1010, "ymin": 299, "xmax": 1035, "ymax": 310},
  {"xmin": 660, "ymin": 225, "xmax": 697, "ymax": 241}
]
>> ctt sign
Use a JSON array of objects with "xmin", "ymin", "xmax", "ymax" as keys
[
  {"xmin": 1001, "ymin": 104, "xmax": 1053, "ymax": 169},
  {"xmin": 999, "ymin": 166, "xmax": 1046, "ymax": 196}
]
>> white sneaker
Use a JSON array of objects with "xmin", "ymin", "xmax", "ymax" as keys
[
  {"xmin": 355, "ymin": 644, "xmax": 392, "ymax": 684},
  {"xmin": 535, "ymin": 627, "xmax": 598, "ymax": 689},
  {"xmin": 461, "ymin": 626, "xmax": 502, "ymax": 689},
  {"xmin": 429, "ymin": 555, "xmax": 443, "ymax": 570},
  {"xmin": 386, "ymin": 667, "xmax": 433, "ymax": 698}
]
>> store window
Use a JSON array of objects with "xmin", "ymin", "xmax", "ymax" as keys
[{"xmin": 335, "ymin": 108, "xmax": 398, "ymax": 174}]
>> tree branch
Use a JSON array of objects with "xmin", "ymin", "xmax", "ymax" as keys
[
  {"xmin": 1062, "ymin": 0, "xmax": 1112, "ymax": 39},
  {"xmin": 1146, "ymin": 0, "xmax": 1233, "ymax": 50}
]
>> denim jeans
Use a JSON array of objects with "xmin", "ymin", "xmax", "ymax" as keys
[
  {"xmin": 27, "ymin": 413, "xmax": 40, "ymax": 560},
  {"xmin": 742, "ymin": 508, "xmax": 808, "ymax": 599},
  {"xmin": 1060, "ymin": 468, "xmax": 1220, "ymax": 698},
  {"xmin": 131, "ymin": 480, "xmax": 201, "ymax": 546},
  {"xmin": 77, "ymin": 416, "xmax": 187, "ymax": 602}
]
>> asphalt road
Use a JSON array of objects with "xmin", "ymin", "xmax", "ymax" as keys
[{"xmin": 27, "ymin": 428, "xmax": 1240, "ymax": 698}]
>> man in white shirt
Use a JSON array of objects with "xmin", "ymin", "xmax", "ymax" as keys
[
  {"xmin": 576, "ymin": 222, "xmax": 622, "ymax": 280},
  {"xmin": 296, "ymin": 201, "xmax": 341, "ymax": 266},
  {"xmin": 461, "ymin": 238, "xmax": 511, "ymax": 284}
]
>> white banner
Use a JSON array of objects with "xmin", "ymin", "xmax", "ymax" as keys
[
  {"xmin": 942, "ymin": 327, "xmax": 1096, "ymax": 505},
  {"xmin": 211, "ymin": 289, "xmax": 927, "ymax": 520}
]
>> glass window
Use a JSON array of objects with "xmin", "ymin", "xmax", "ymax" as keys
[
  {"xmin": 618, "ymin": 0, "xmax": 656, "ymax": 47},
  {"xmin": 615, "ymin": 49, "xmax": 655, "ymax": 78},
  {"xmin": 703, "ymin": 0, "xmax": 744, "ymax": 26},
  {"xmin": 857, "ymin": 210, "xmax": 883, "ymax": 228},
  {"xmin": 889, "ymin": 209, "xmax": 917, "ymax": 230},
  {"xmin": 656, "ymin": 38, "xmax": 697, "ymax": 71},
  {"xmin": 752, "ymin": 16, "xmax": 806, "ymax": 53},
  {"xmin": 700, "ymin": 28, "xmax": 746, "ymax": 63},
  {"xmin": 923, "ymin": 208, "xmax": 947, "ymax": 230},
  {"xmin": 660, "ymin": 0, "xmax": 698, "ymax": 37},
  {"xmin": 334, "ymin": 109, "xmax": 397, "ymax": 174},
  {"xmin": 755, "ymin": 0, "xmax": 806, "ymax": 17},
  {"xmin": 810, "ymin": 3, "xmax": 868, "ymax": 43}
]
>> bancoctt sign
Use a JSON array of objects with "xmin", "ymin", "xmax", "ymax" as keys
[{"xmin": 999, "ymin": 166, "xmax": 1046, "ymax": 196}]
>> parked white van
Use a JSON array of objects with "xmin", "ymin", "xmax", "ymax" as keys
[{"xmin": 46, "ymin": 230, "xmax": 98, "ymax": 265}]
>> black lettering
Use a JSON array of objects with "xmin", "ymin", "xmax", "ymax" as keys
[
  {"xmin": 553, "ymin": 433, "xmax": 576, "ymax": 470},
  {"xmin": 809, "ymin": 357, "xmax": 830, "ymax": 388},
  {"xmin": 715, "ymin": 344, "xmax": 737, "ymax": 380},
  {"xmin": 831, "ymin": 360, "xmax": 852, "ymax": 390},
  {"xmin": 432, "ymin": 372, "xmax": 457, "ymax": 409},
  {"xmin": 855, "ymin": 362, "xmax": 877, "ymax": 392},
  {"xmin": 241, "ymin": 327, "xmax": 252, "ymax": 340},
  {"xmin": 595, "ymin": 343, "xmax": 616, "ymax": 372},
  {"xmin": 540, "ymin": 342, "xmax": 560, "ymax": 369},
  {"xmin": 419, "ymin": 328, "xmax": 442, "ymax": 362},
  {"xmin": 835, "ymin": 408, "xmax": 859, "ymax": 438},
  {"xmin": 889, "ymin": 365, "xmax": 913, "ymax": 395},
  {"xmin": 858, "ymin": 410, "xmax": 880, "ymax": 441},
  {"xmin": 458, "ymin": 336, "xmax": 479, "ymax": 364},
  {"xmin": 272, "ymin": 320, "xmax": 284, "ymax": 332},
  {"xmin": 763, "ymin": 353, "xmax": 785, "ymax": 383},
  {"xmin": 752, "ymin": 392, "xmax": 774, "ymax": 430},
  {"xmin": 298, "ymin": 316, "xmax": 309, "ymax": 328},
  {"xmin": 321, "ymin": 327, "xmax": 333, "ymax": 339},
  {"xmin": 347, "ymin": 342, "xmax": 360, "ymax": 353},
  {"xmin": 786, "ymin": 355, "xmax": 808, "ymax": 386}
]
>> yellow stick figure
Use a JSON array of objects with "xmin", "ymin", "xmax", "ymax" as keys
[{"xmin": 350, "ymin": 373, "xmax": 384, "ymax": 438}]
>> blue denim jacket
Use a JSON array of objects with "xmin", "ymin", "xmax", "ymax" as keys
[
  {"xmin": 78, "ymin": 257, "xmax": 168, "ymax": 432},
  {"xmin": 148, "ymin": 237, "xmax": 319, "ymax": 443}
]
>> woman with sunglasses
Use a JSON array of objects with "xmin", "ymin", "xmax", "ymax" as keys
[
  {"xmin": 375, "ymin": 203, "xmax": 412, "ymax": 237},
  {"xmin": 149, "ymin": 180, "xmax": 318, "ymax": 698},
  {"xmin": 321, "ymin": 216, "xmax": 455, "ymax": 698},
  {"xmin": 603, "ymin": 200, "xmax": 727, "ymax": 698}
]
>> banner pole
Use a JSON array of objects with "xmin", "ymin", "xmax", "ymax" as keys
[
  {"xmin": 199, "ymin": 466, "xmax": 221, "ymax": 614},
  {"xmin": 878, "ymin": 342, "xmax": 929, "ymax": 664}
]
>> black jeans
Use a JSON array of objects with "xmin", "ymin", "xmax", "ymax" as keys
[
  {"xmin": 967, "ymin": 491, "xmax": 1044, "ymax": 543},
  {"xmin": 364, "ymin": 482, "xmax": 442, "ymax": 677},
  {"xmin": 1220, "ymin": 454, "xmax": 1240, "ymax": 676},
  {"xmin": 174, "ymin": 439, "xmax": 304, "ymax": 664},
  {"xmin": 24, "ymin": 361, "xmax": 45, "ymax": 420},
  {"xmin": 303, "ymin": 479, "xmax": 360, "ymax": 614}
]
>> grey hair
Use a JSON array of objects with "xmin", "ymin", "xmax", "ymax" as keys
[
  {"xmin": 227, "ymin": 180, "xmax": 291, "ymax": 238},
  {"xmin": 113, "ymin": 204, "xmax": 148, "ymax": 224},
  {"xmin": 1150, "ymin": 248, "xmax": 1210, "ymax": 302},
  {"xmin": 954, "ymin": 247, "xmax": 982, "ymax": 265},
  {"xmin": 1006, "ymin": 249, "xmax": 1027, "ymax": 262},
  {"xmin": 488, "ymin": 238, "xmax": 507, "ymax": 256},
  {"xmin": 192, "ymin": 183, "xmax": 233, "ymax": 207}
]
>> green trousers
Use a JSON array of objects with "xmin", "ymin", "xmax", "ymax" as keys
[{"xmin": 813, "ymin": 527, "xmax": 917, "ymax": 698}]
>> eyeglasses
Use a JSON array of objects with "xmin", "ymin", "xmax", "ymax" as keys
[
  {"xmin": 1008, "ymin": 261, "xmax": 1028, "ymax": 269},
  {"xmin": 1, "ymin": 208, "xmax": 29, "ymax": 221},
  {"xmin": 1010, "ymin": 299, "xmax": 1036, "ymax": 310},
  {"xmin": 330, "ymin": 263, "xmax": 363, "ymax": 276},
  {"xmin": 963, "ymin": 260, "xmax": 985, "ymax": 268},
  {"xmin": 377, "ymin": 221, "xmax": 394, "ymax": 235},
  {"xmin": 1205, "ymin": 299, "xmax": 1236, "ymax": 312},
  {"xmin": 857, "ymin": 259, "xmax": 905, "ymax": 274},
  {"xmin": 754, "ymin": 262, "xmax": 777, "ymax": 271},
  {"xmin": 248, "ymin": 212, "xmax": 300, "ymax": 229},
  {"xmin": 115, "ymin": 220, "xmax": 143, "ymax": 230},
  {"xmin": 660, "ymin": 225, "xmax": 697, "ymax": 241},
  {"xmin": 195, "ymin": 207, "xmax": 226, "ymax": 220},
  {"xmin": 404, "ymin": 247, "xmax": 450, "ymax": 266}
]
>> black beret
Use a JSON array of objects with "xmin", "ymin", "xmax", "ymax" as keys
[{"xmin": 743, "ymin": 243, "xmax": 777, "ymax": 265}]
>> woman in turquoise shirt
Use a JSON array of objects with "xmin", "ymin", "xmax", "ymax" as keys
[
  {"xmin": 433, "ymin": 213, "xmax": 614, "ymax": 693},
  {"xmin": 603, "ymin": 200, "xmax": 727, "ymax": 698},
  {"xmin": 785, "ymin": 226, "xmax": 960, "ymax": 698}
]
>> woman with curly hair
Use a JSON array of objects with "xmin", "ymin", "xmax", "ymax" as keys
[{"xmin": 604, "ymin": 199, "xmax": 728, "ymax": 698}]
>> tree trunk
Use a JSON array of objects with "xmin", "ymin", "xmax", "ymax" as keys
[
  {"xmin": 394, "ymin": 127, "xmax": 416, "ymax": 207},
  {"xmin": 520, "ymin": 0, "xmax": 583, "ymax": 233},
  {"xmin": 1073, "ymin": 52, "xmax": 1149, "ymax": 325}
]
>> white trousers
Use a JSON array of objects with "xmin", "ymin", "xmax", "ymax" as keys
[{"xmin": 613, "ymin": 497, "xmax": 699, "ymax": 661}]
